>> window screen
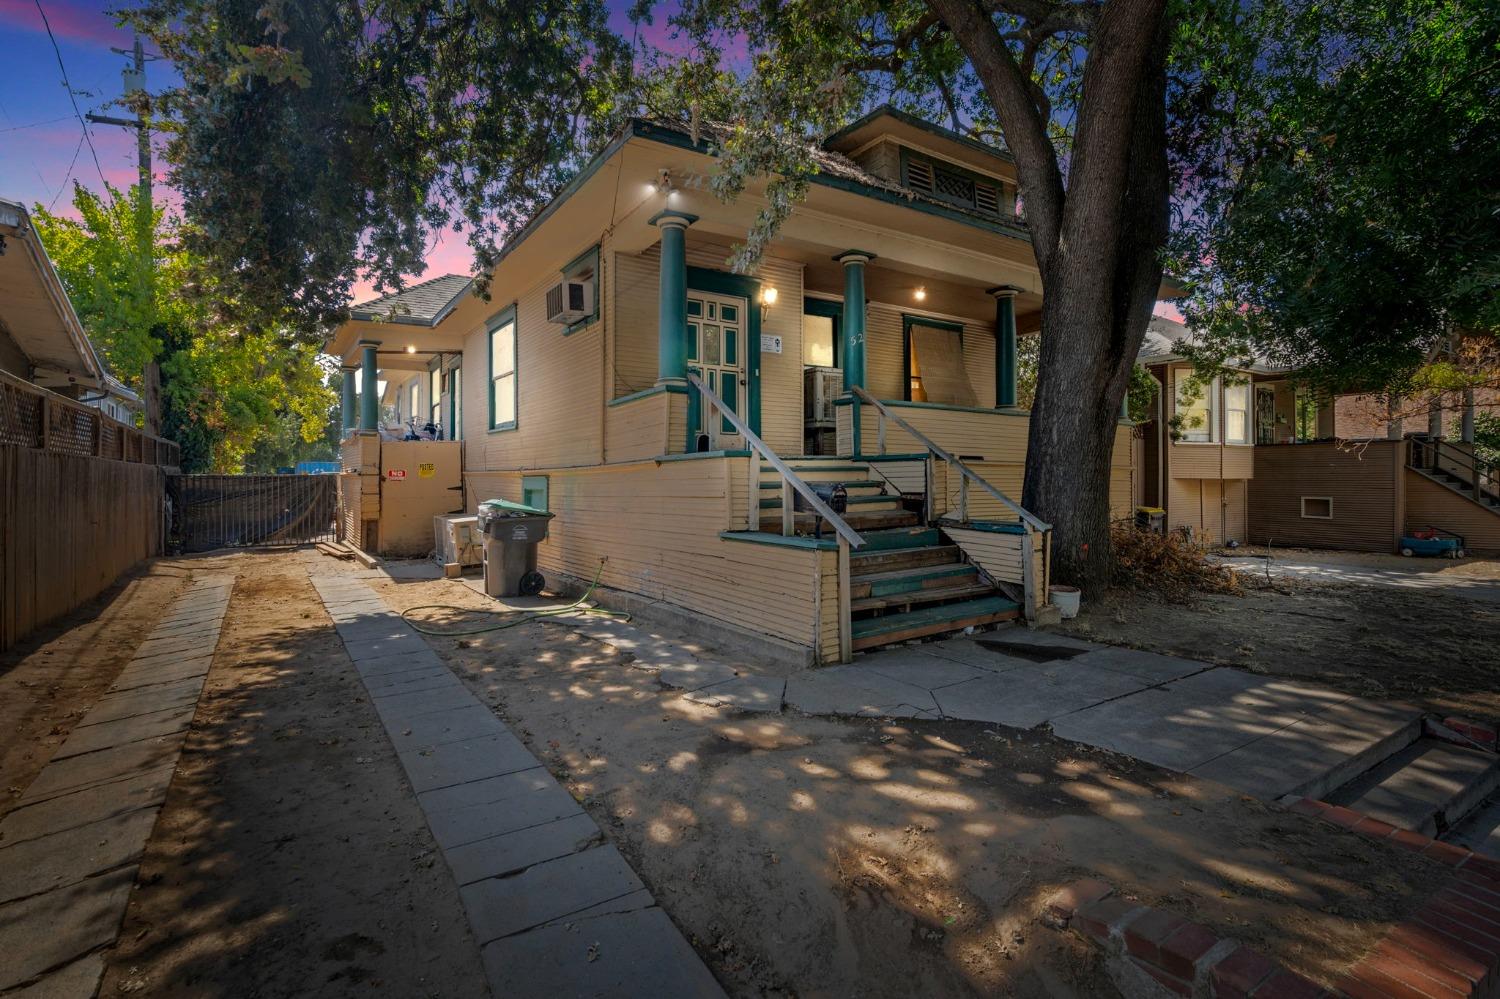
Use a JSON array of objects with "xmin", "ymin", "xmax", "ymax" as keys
[
  {"xmin": 908, "ymin": 323, "xmax": 976, "ymax": 407},
  {"xmin": 490, "ymin": 314, "xmax": 517, "ymax": 429}
]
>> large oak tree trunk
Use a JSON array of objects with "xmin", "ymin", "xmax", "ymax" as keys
[{"xmin": 927, "ymin": 0, "xmax": 1172, "ymax": 593}]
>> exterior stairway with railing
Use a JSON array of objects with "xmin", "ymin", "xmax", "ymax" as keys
[
  {"xmin": 1409, "ymin": 434, "xmax": 1500, "ymax": 514},
  {"xmin": 754, "ymin": 457, "xmax": 1024, "ymax": 651}
]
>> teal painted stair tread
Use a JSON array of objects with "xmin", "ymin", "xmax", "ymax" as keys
[
  {"xmin": 854, "ymin": 564, "xmax": 976, "ymax": 596},
  {"xmin": 856, "ymin": 527, "xmax": 941, "ymax": 551},
  {"xmin": 851, "ymin": 595, "xmax": 1021, "ymax": 640}
]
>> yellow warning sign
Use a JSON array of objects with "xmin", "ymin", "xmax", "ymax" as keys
[{"xmin": 418, "ymin": 462, "xmax": 436, "ymax": 479}]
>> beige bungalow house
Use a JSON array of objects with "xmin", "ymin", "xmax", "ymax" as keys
[{"xmin": 329, "ymin": 108, "xmax": 1142, "ymax": 664}]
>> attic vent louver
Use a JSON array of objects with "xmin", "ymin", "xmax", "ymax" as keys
[
  {"xmin": 974, "ymin": 182, "xmax": 1001, "ymax": 215},
  {"xmin": 905, "ymin": 158, "xmax": 934, "ymax": 194}
]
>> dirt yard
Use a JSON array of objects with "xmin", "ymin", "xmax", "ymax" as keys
[
  {"xmin": 1063, "ymin": 557, "xmax": 1500, "ymax": 719},
  {"xmin": 367, "ymin": 562, "xmax": 1452, "ymax": 996},
  {"xmin": 3, "ymin": 547, "xmax": 1481, "ymax": 997},
  {"xmin": 2, "ymin": 550, "xmax": 491, "ymax": 998}
]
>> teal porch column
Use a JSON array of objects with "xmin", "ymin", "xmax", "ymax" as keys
[
  {"xmin": 359, "ymin": 340, "xmax": 380, "ymax": 431},
  {"xmin": 340, "ymin": 365, "xmax": 358, "ymax": 432},
  {"xmin": 836, "ymin": 251, "xmax": 874, "ymax": 393},
  {"xmin": 988, "ymin": 285, "xmax": 1021, "ymax": 409},
  {"xmin": 651, "ymin": 210, "xmax": 699, "ymax": 385}
]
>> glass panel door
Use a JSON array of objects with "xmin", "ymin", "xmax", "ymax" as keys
[{"xmin": 687, "ymin": 290, "xmax": 746, "ymax": 450}]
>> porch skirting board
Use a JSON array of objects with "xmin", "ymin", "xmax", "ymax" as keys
[{"xmin": 548, "ymin": 569, "xmax": 816, "ymax": 672}]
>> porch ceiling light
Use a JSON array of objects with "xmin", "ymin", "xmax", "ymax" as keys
[
  {"xmin": 914, "ymin": 286, "xmax": 927, "ymax": 302},
  {"xmin": 655, "ymin": 168, "xmax": 674, "ymax": 194},
  {"xmin": 406, "ymin": 344, "xmax": 417, "ymax": 353}
]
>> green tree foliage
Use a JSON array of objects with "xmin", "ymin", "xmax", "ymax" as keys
[
  {"xmin": 1173, "ymin": 0, "xmax": 1500, "ymax": 397},
  {"xmin": 33, "ymin": 182, "xmax": 335, "ymax": 472},
  {"xmin": 122, "ymin": 0, "xmax": 634, "ymax": 336}
]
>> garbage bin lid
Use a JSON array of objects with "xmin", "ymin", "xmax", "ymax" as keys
[{"xmin": 478, "ymin": 498, "xmax": 553, "ymax": 518}]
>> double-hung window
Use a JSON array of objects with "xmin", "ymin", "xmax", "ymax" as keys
[
  {"xmin": 1224, "ymin": 380, "xmax": 1250, "ymax": 444},
  {"xmin": 489, "ymin": 307, "xmax": 517, "ymax": 431},
  {"xmin": 409, "ymin": 382, "xmax": 419, "ymax": 424},
  {"xmin": 429, "ymin": 365, "xmax": 442, "ymax": 428},
  {"xmin": 1175, "ymin": 372, "xmax": 1218, "ymax": 443}
]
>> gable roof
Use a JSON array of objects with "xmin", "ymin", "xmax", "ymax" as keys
[
  {"xmin": 350, "ymin": 274, "xmax": 473, "ymax": 326},
  {"xmin": 823, "ymin": 104, "xmax": 1015, "ymax": 168},
  {"xmin": 1138, "ymin": 315, "xmax": 1283, "ymax": 373}
]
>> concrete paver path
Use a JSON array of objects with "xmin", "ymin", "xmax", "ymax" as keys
[
  {"xmin": 308, "ymin": 575, "xmax": 724, "ymax": 999},
  {"xmin": 565, "ymin": 617, "xmax": 1421, "ymax": 804},
  {"xmin": 0, "ymin": 577, "xmax": 232, "ymax": 996}
]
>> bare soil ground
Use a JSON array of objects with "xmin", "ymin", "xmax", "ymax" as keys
[
  {"xmin": 368, "ymin": 564, "xmax": 1454, "ymax": 997},
  {"xmin": 0, "ymin": 550, "xmax": 490, "ymax": 998},
  {"xmin": 0, "ymin": 564, "xmax": 190, "ymax": 817},
  {"xmin": 1063, "ymin": 568, "xmax": 1500, "ymax": 719}
]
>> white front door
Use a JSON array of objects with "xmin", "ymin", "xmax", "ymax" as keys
[{"xmin": 686, "ymin": 291, "xmax": 747, "ymax": 450}]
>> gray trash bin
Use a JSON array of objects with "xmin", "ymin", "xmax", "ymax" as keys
[{"xmin": 476, "ymin": 499, "xmax": 555, "ymax": 597}]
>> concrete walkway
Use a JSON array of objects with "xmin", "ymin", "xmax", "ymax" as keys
[
  {"xmin": 1213, "ymin": 553, "xmax": 1500, "ymax": 604},
  {"xmin": 0, "ymin": 577, "xmax": 232, "ymax": 997},
  {"xmin": 307, "ymin": 574, "xmax": 724, "ymax": 998},
  {"xmin": 565, "ymin": 617, "xmax": 1421, "ymax": 804}
]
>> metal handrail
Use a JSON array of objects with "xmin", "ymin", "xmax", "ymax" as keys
[
  {"xmin": 1410, "ymin": 434, "xmax": 1497, "ymax": 498},
  {"xmin": 686, "ymin": 372, "xmax": 865, "ymax": 549},
  {"xmin": 851, "ymin": 386, "xmax": 1051, "ymax": 533}
]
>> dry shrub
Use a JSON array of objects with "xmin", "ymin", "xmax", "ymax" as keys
[{"xmin": 1110, "ymin": 522, "xmax": 1240, "ymax": 602}]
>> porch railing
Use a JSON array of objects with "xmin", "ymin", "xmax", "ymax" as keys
[
  {"xmin": 0, "ymin": 369, "xmax": 179, "ymax": 468},
  {"xmin": 851, "ymin": 386, "xmax": 1052, "ymax": 617},
  {"xmin": 689, "ymin": 371, "xmax": 864, "ymax": 661}
]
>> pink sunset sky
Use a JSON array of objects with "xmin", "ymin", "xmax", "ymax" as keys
[{"xmin": 0, "ymin": 0, "xmax": 1183, "ymax": 320}]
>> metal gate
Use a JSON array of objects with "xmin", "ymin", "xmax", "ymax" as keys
[{"xmin": 169, "ymin": 474, "xmax": 339, "ymax": 553}]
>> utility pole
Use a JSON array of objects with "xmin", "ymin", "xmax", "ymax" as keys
[{"xmin": 86, "ymin": 36, "xmax": 163, "ymax": 433}]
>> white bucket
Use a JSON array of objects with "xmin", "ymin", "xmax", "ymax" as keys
[{"xmin": 1051, "ymin": 585, "xmax": 1082, "ymax": 620}]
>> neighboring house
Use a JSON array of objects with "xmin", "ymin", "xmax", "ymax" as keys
[
  {"xmin": 89, "ymin": 373, "xmax": 144, "ymax": 426},
  {"xmin": 1, "ymin": 197, "xmax": 115, "ymax": 396},
  {"xmin": 325, "ymin": 107, "xmax": 1148, "ymax": 665},
  {"xmin": 324, "ymin": 275, "xmax": 471, "ymax": 555},
  {"xmin": 1131, "ymin": 317, "xmax": 1498, "ymax": 553},
  {"xmin": 1133, "ymin": 316, "xmax": 1273, "ymax": 544}
]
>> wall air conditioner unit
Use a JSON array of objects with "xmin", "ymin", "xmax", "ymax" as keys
[
  {"xmin": 803, "ymin": 366, "xmax": 844, "ymax": 425},
  {"xmin": 545, "ymin": 278, "xmax": 594, "ymax": 324}
]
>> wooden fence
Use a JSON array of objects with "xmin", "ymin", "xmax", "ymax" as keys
[{"xmin": 1, "ymin": 371, "xmax": 178, "ymax": 651}]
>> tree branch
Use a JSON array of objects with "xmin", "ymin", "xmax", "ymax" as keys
[{"xmin": 925, "ymin": 0, "xmax": 1066, "ymax": 265}]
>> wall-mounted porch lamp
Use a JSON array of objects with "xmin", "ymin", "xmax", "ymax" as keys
[
  {"xmin": 759, "ymin": 285, "xmax": 778, "ymax": 320},
  {"xmin": 913, "ymin": 286, "xmax": 927, "ymax": 302}
]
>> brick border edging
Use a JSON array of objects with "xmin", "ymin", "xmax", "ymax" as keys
[
  {"xmin": 1043, "ymin": 879, "xmax": 1327, "ymax": 997},
  {"xmin": 1290, "ymin": 796, "xmax": 1500, "ymax": 997}
]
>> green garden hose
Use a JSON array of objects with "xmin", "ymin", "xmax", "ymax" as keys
[{"xmin": 401, "ymin": 558, "xmax": 630, "ymax": 636}]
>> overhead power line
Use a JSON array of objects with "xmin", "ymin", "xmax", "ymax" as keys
[{"xmin": 32, "ymin": 0, "xmax": 112, "ymax": 198}]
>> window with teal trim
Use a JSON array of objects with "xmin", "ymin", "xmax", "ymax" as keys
[
  {"xmin": 489, "ymin": 307, "xmax": 517, "ymax": 430},
  {"xmin": 521, "ymin": 475, "xmax": 549, "ymax": 512}
]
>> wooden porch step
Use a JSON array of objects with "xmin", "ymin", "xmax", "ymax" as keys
[
  {"xmin": 849, "ymin": 544, "xmax": 961, "ymax": 573},
  {"xmin": 849, "ymin": 564, "xmax": 980, "ymax": 602},
  {"xmin": 851, "ymin": 595, "xmax": 1022, "ymax": 651},
  {"xmin": 758, "ymin": 465, "xmax": 870, "ymax": 484},
  {"xmin": 758, "ymin": 509, "xmax": 920, "ymax": 534},
  {"xmin": 759, "ymin": 480, "xmax": 884, "ymax": 494},
  {"xmin": 854, "ymin": 527, "xmax": 942, "ymax": 552},
  {"xmin": 850, "ymin": 580, "xmax": 995, "ymax": 613},
  {"xmin": 759, "ymin": 493, "xmax": 895, "ymax": 511}
]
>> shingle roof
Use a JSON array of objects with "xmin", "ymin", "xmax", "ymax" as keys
[
  {"xmin": 1137, "ymin": 315, "xmax": 1282, "ymax": 373},
  {"xmin": 350, "ymin": 273, "xmax": 472, "ymax": 326}
]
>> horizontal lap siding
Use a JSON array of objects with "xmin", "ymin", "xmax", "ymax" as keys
[
  {"xmin": 2, "ymin": 447, "xmax": 163, "ymax": 651},
  {"xmin": 612, "ymin": 250, "xmax": 658, "ymax": 398},
  {"xmin": 942, "ymin": 527, "xmax": 1024, "ymax": 584},
  {"xmin": 1247, "ymin": 442, "xmax": 1399, "ymax": 552},
  {"xmin": 1405, "ymin": 471, "xmax": 1500, "ymax": 552},
  {"xmin": 462, "ymin": 242, "xmax": 610, "ymax": 471},
  {"xmin": 605, "ymin": 393, "xmax": 669, "ymax": 464},
  {"xmin": 469, "ymin": 460, "xmax": 822, "ymax": 652},
  {"xmin": 818, "ymin": 549, "xmax": 840, "ymax": 663}
]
